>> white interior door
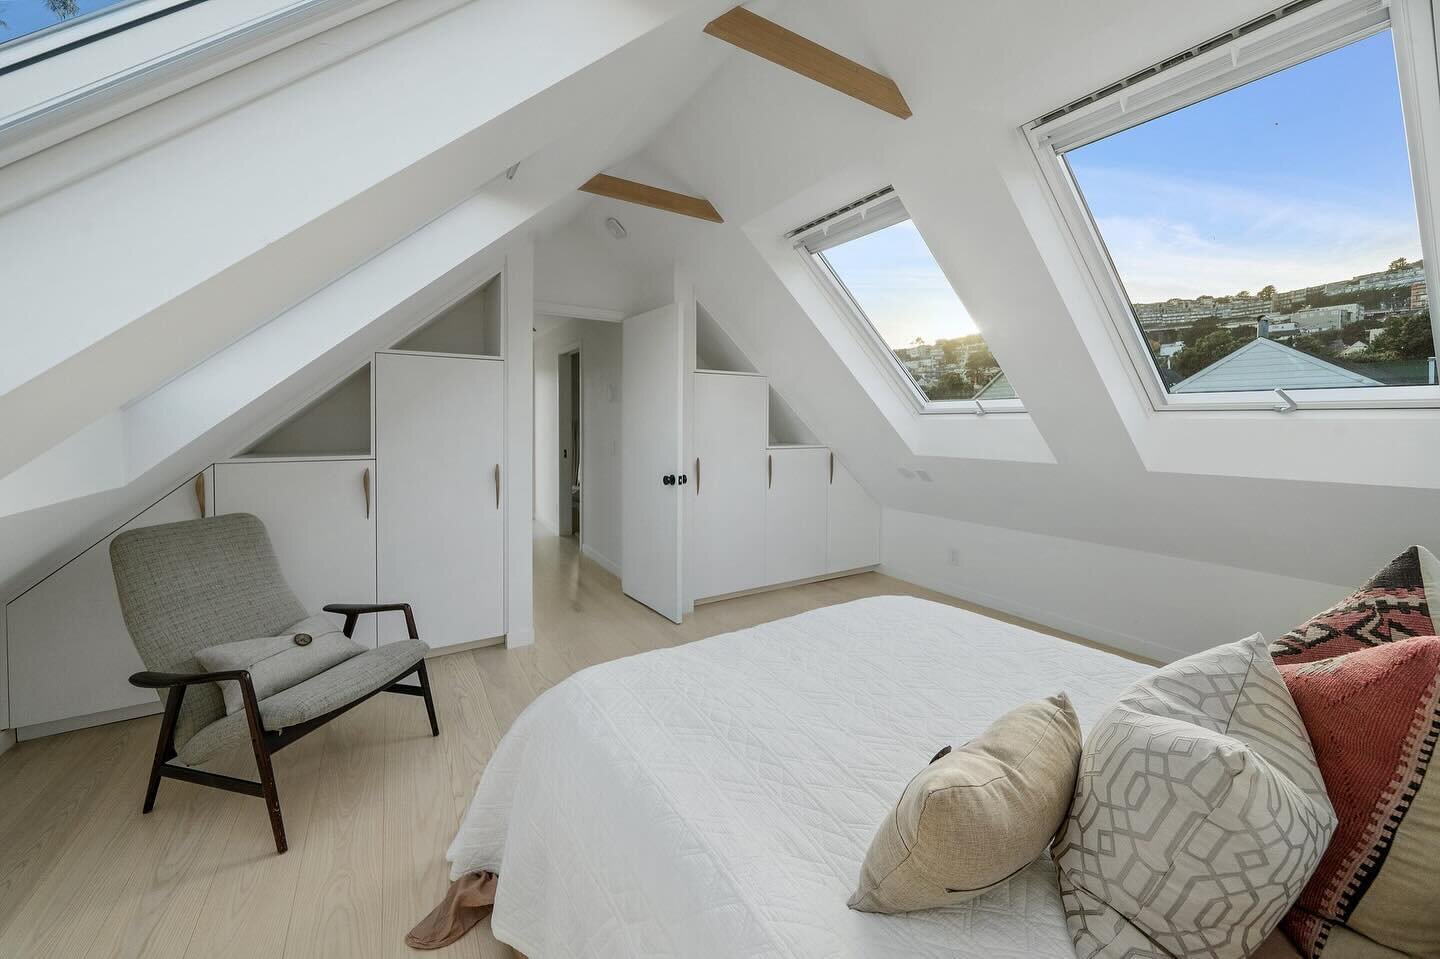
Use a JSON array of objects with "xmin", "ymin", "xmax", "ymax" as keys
[
  {"xmin": 622, "ymin": 303, "xmax": 685, "ymax": 622},
  {"xmin": 765, "ymin": 447, "xmax": 829, "ymax": 585},
  {"xmin": 826, "ymin": 455, "xmax": 881, "ymax": 573},
  {"xmin": 376, "ymin": 352, "xmax": 505, "ymax": 648},
  {"xmin": 214, "ymin": 459, "xmax": 378, "ymax": 646},
  {"xmin": 693, "ymin": 372, "xmax": 767, "ymax": 599}
]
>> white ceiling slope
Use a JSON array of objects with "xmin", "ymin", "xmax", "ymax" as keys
[
  {"xmin": 0, "ymin": 0, "xmax": 733, "ymax": 488},
  {"xmin": 583, "ymin": 0, "xmax": 1440, "ymax": 591},
  {"xmin": 0, "ymin": 0, "xmax": 735, "ymax": 599}
]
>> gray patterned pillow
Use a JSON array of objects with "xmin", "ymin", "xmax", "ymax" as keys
[
  {"xmin": 1052, "ymin": 633, "xmax": 1336, "ymax": 959},
  {"xmin": 195, "ymin": 614, "xmax": 364, "ymax": 715}
]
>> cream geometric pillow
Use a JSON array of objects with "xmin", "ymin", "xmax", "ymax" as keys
[{"xmin": 1052, "ymin": 633, "xmax": 1336, "ymax": 959}]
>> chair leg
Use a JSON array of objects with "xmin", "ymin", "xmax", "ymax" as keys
[
  {"xmin": 239, "ymin": 686, "xmax": 287, "ymax": 854},
  {"xmin": 417, "ymin": 660, "xmax": 440, "ymax": 737},
  {"xmin": 143, "ymin": 685, "xmax": 185, "ymax": 814}
]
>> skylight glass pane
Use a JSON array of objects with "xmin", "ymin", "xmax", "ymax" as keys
[
  {"xmin": 1, "ymin": 0, "xmax": 141, "ymax": 46},
  {"xmin": 819, "ymin": 219, "xmax": 1016, "ymax": 403},
  {"xmin": 1066, "ymin": 30, "xmax": 1437, "ymax": 394}
]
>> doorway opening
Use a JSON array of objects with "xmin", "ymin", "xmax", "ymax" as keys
[{"xmin": 558, "ymin": 349, "xmax": 581, "ymax": 539}]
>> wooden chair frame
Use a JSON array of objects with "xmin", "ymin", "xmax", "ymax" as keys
[{"xmin": 129, "ymin": 602, "xmax": 438, "ymax": 854}]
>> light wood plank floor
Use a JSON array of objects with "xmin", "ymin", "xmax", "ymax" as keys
[{"xmin": 0, "ymin": 531, "xmax": 1126, "ymax": 958}]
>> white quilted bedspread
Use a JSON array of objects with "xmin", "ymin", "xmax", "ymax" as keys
[{"xmin": 447, "ymin": 595, "xmax": 1151, "ymax": 958}]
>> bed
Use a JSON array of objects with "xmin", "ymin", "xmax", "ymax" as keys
[{"xmin": 446, "ymin": 595, "xmax": 1152, "ymax": 958}]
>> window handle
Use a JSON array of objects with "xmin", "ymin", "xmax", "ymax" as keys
[
  {"xmin": 362, "ymin": 467, "xmax": 371, "ymax": 519},
  {"xmin": 829, "ymin": 451, "xmax": 834, "ymax": 484},
  {"xmin": 695, "ymin": 458, "xmax": 701, "ymax": 495},
  {"xmin": 768, "ymin": 454, "xmax": 773, "ymax": 489},
  {"xmin": 494, "ymin": 464, "xmax": 501, "ymax": 508},
  {"xmin": 1273, "ymin": 388, "xmax": 1298, "ymax": 413}
]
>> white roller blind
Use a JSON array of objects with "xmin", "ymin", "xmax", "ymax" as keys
[{"xmin": 796, "ymin": 194, "xmax": 909, "ymax": 254}]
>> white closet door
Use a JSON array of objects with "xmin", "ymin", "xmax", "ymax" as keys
[
  {"xmin": 6, "ymin": 471, "xmax": 210, "ymax": 730},
  {"xmin": 764, "ymin": 448, "xmax": 829, "ymax": 586},
  {"xmin": 214, "ymin": 459, "xmax": 378, "ymax": 647},
  {"xmin": 376, "ymin": 352, "xmax": 504, "ymax": 648},
  {"xmin": 826, "ymin": 456, "xmax": 881, "ymax": 573},
  {"xmin": 621, "ymin": 304, "xmax": 686, "ymax": 623},
  {"xmin": 693, "ymin": 372, "xmax": 767, "ymax": 600}
]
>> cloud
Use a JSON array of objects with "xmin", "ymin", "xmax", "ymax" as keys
[{"xmin": 1071, "ymin": 165, "xmax": 1422, "ymax": 301}]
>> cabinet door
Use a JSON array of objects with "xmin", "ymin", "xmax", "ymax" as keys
[
  {"xmin": 214, "ymin": 459, "xmax": 378, "ymax": 647},
  {"xmin": 764, "ymin": 448, "xmax": 829, "ymax": 586},
  {"xmin": 692, "ymin": 373, "xmax": 768, "ymax": 600},
  {"xmin": 826, "ymin": 456, "xmax": 880, "ymax": 573},
  {"xmin": 6, "ymin": 472, "xmax": 210, "ymax": 729},
  {"xmin": 376, "ymin": 352, "xmax": 504, "ymax": 648}
]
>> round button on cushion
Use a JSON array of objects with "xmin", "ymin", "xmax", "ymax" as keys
[{"xmin": 293, "ymin": 632, "xmax": 313, "ymax": 647}]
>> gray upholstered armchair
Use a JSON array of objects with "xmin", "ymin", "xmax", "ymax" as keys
[{"xmin": 110, "ymin": 512, "xmax": 437, "ymax": 853}]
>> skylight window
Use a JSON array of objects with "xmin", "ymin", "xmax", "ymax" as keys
[
  {"xmin": 1030, "ymin": 0, "xmax": 1440, "ymax": 410},
  {"xmin": 800, "ymin": 193, "xmax": 1019, "ymax": 411},
  {"xmin": 1, "ymin": 0, "xmax": 143, "ymax": 47}
]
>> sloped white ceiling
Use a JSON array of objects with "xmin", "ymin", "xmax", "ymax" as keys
[
  {"xmin": 579, "ymin": 0, "xmax": 1440, "ymax": 591},
  {"xmin": 0, "ymin": 0, "xmax": 736, "ymax": 598}
]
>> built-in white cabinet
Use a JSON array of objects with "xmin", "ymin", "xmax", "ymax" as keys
[
  {"xmin": 5, "ymin": 470, "xmax": 213, "ymax": 730},
  {"xmin": 826, "ymin": 457, "xmax": 881, "ymax": 574},
  {"xmin": 214, "ymin": 459, "xmax": 378, "ymax": 647},
  {"xmin": 693, "ymin": 372, "xmax": 768, "ymax": 599},
  {"xmin": 375, "ymin": 351, "xmax": 505, "ymax": 648},
  {"xmin": 765, "ymin": 447, "xmax": 830, "ymax": 585}
]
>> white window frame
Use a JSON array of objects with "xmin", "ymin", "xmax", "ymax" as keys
[
  {"xmin": 1025, "ymin": 0, "xmax": 1440, "ymax": 412},
  {"xmin": 792, "ymin": 189, "xmax": 1026, "ymax": 416}
]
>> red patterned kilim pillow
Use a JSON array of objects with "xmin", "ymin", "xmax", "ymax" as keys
[
  {"xmin": 1277, "ymin": 637, "xmax": 1440, "ymax": 958},
  {"xmin": 1270, "ymin": 546, "xmax": 1439, "ymax": 665}
]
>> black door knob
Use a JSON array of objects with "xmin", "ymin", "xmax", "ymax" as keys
[
  {"xmin": 662, "ymin": 474, "xmax": 676, "ymax": 485},
  {"xmin": 678, "ymin": 474, "xmax": 688, "ymax": 485}
]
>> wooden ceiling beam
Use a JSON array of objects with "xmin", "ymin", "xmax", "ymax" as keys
[
  {"xmin": 703, "ymin": 6, "xmax": 912, "ymax": 119},
  {"xmin": 579, "ymin": 174, "xmax": 724, "ymax": 223}
]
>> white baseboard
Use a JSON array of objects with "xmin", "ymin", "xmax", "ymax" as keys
[
  {"xmin": 534, "ymin": 516, "xmax": 558, "ymax": 536},
  {"xmin": 580, "ymin": 543, "xmax": 620, "ymax": 577},
  {"xmin": 17, "ymin": 699, "xmax": 164, "ymax": 742},
  {"xmin": 504, "ymin": 626, "xmax": 535, "ymax": 648}
]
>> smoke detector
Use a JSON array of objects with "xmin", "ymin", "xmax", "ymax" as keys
[{"xmin": 605, "ymin": 216, "xmax": 628, "ymax": 239}]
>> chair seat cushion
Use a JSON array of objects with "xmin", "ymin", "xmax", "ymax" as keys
[
  {"xmin": 196, "ymin": 614, "xmax": 366, "ymax": 715},
  {"xmin": 177, "ymin": 639, "xmax": 428, "ymax": 764}
]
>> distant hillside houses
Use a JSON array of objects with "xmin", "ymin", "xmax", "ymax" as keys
[{"xmin": 1132, "ymin": 260, "xmax": 1426, "ymax": 331}]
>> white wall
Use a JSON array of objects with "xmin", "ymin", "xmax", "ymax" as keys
[
  {"xmin": 881, "ymin": 507, "xmax": 1348, "ymax": 664},
  {"xmin": 534, "ymin": 316, "xmax": 625, "ymax": 573}
]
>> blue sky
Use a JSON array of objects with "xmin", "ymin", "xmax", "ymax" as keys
[
  {"xmin": 0, "ymin": 0, "xmax": 136, "ymax": 45},
  {"xmin": 1066, "ymin": 29, "xmax": 1423, "ymax": 303},
  {"xmin": 822, "ymin": 221, "xmax": 981, "ymax": 348}
]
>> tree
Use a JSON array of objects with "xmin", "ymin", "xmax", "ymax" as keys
[
  {"xmin": 1292, "ymin": 332, "xmax": 1341, "ymax": 359},
  {"xmin": 1389, "ymin": 257, "xmax": 1411, "ymax": 272},
  {"xmin": 964, "ymin": 347, "xmax": 998, "ymax": 383},
  {"xmin": 1236, "ymin": 290, "xmax": 1252, "ymax": 299},
  {"xmin": 930, "ymin": 371, "xmax": 975, "ymax": 401},
  {"xmin": 1257, "ymin": 284, "xmax": 1277, "ymax": 298},
  {"xmin": 1369, "ymin": 311, "xmax": 1434, "ymax": 359},
  {"xmin": 1171, "ymin": 329, "xmax": 1251, "ymax": 379}
]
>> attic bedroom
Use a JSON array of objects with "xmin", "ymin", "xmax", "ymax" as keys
[{"xmin": 2, "ymin": 0, "xmax": 1439, "ymax": 957}]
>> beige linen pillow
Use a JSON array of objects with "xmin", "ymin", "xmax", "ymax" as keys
[
  {"xmin": 195, "ymin": 614, "xmax": 364, "ymax": 715},
  {"xmin": 849, "ymin": 693, "xmax": 1082, "ymax": 914},
  {"xmin": 1053, "ymin": 633, "xmax": 1337, "ymax": 959}
]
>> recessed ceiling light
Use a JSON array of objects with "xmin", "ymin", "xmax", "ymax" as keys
[
  {"xmin": 914, "ymin": 469, "xmax": 933, "ymax": 482},
  {"xmin": 605, "ymin": 216, "xmax": 628, "ymax": 239},
  {"xmin": 896, "ymin": 466, "xmax": 915, "ymax": 480}
]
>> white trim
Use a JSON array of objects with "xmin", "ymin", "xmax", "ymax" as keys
[
  {"xmin": 17, "ymin": 700, "xmax": 163, "ymax": 741},
  {"xmin": 534, "ymin": 301, "xmax": 626, "ymax": 323},
  {"xmin": 580, "ymin": 543, "xmax": 620, "ymax": 576},
  {"xmin": 1025, "ymin": 0, "xmax": 1440, "ymax": 412}
]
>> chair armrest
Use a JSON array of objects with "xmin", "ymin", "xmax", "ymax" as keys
[
  {"xmin": 323, "ymin": 603, "xmax": 412, "ymax": 616},
  {"xmin": 323, "ymin": 602, "xmax": 418, "ymax": 640},
  {"xmin": 130, "ymin": 668, "xmax": 252, "ymax": 689}
]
